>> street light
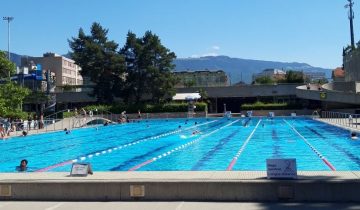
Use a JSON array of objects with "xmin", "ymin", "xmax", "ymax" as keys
[
  {"xmin": 3, "ymin": 16, "xmax": 14, "ymax": 79},
  {"xmin": 345, "ymin": 0, "xmax": 355, "ymax": 48}
]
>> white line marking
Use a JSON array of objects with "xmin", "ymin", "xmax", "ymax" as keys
[
  {"xmin": 45, "ymin": 203, "xmax": 64, "ymax": 210},
  {"xmin": 175, "ymin": 201, "xmax": 184, "ymax": 210}
]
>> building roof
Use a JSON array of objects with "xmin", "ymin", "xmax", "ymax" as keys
[
  {"xmin": 263, "ymin": 68, "xmax": 286, "ymax": 75},
  {"xmin": 172, "ymin": 93, "xmax": 201, "ymax": 100},
  {"xmin": 332, "ymin": 67, "xmax": 344, "ymax": 78}
]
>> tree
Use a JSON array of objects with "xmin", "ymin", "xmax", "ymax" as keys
[
  {"xmin": 254, "ymin": 76, "xmax": 274, "ymax": 84},
  {"xmin": 0, "ymin": 51, "xmax": 16, "ymax": 79},
  {"xmin": 69, "ymin": 23, "xmax": 126, "ymax": 103},
  {"xmin": 184, "ymin": 79, "xmax": 196, "ymax": 88},
  {"xmin": 282, "ymin": 70, "xmax": 304, "ymax": 83},
  {"xmin": 0, "ymin": 82, "xmax": 30, "ymax": 117},
  {"xmin": 120, "ymin": 31, "xmax": 177, "ymax": 103}
]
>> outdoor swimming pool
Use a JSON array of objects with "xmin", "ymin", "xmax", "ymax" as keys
[{"xmin": 1, "ymin": 117, "xmax": 359, "ymax": 172}]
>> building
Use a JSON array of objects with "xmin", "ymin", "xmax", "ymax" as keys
[
  {"xmin": 303, "ymin": 71, "xmax": 327, "ymax": 82},
  {"xmin": 332, "ymin": 67, "xmax": 345, "ymax": 82},
  {"xmin": 252, "ymin": 69, "xmax": 286, "ymax": 82},
  {"xmin": 21, "ymin": 53, "xmax": 83, "ymax": 90},
  {"xmin": 174, "ymin": 70, "xmax": 229, "ymax": 88}
]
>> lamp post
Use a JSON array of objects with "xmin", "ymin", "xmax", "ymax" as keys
[
  {"xmin": 3, "ymin": 16, "xmax": 14, "ymax": 79},
  {"xmin": 345, "ymin": 0, "xmax": 355, "ymax": 48}
]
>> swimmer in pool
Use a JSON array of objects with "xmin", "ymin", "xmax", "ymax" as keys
[{"xmin": 351, "ymin": 132, "xmax": 358, "ymax": 140}]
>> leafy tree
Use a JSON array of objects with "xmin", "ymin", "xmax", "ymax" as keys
[
  {"xmin": 184, "ymin": 79, "xmax": 196, "ymax": 88},
  {"xmin": 198, "ymin": 88, "xmax": 210, "ymax": 105},
  {"xmin": 0, "ymin": 82, "xmax": 30, "ymax": 117},
  {"xmin": 69, "ymin": 23, "xmax": 126, "ymax": 103},
  {"xmin": 282, "ymin": 70, "xmax": 304, "ymax": 83},
  {"xmin": 0, "ymin": 51, "xmax": 16, "ymax": 79},
  {"xmin": 254, "ymin": 76, "xmax": 274, "ymax": 84},
  {"xmin": 24, "ymin": 91, "xmax": 49, "ymax": 107},
  {"xmin": 120, "ymin": 31, "xmax": 177, "ymax": 103}
]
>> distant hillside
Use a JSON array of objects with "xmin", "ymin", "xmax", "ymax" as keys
[{"xmin": 173, "ymin": 56, "xmax": 332, "ymax": 84}]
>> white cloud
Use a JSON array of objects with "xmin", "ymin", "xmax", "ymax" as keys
[
  {"xmin": 190, "ymin": 54, "xmax": 200, "ymax": 58},
  {"xmin": 212, "ymin": 45, "xmax": 220, "ymax": 51}
]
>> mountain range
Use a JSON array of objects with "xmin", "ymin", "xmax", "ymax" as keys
[
  {"xmin": 173, "ymin": 56, "xmax": 333, "ymax": 84},
  {"xmin": 7, "ymin": 52, "xmax": 333, "ymax": 84}
]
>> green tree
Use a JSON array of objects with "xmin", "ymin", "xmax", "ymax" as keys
[
  {"xmin": 282, "ymin": 70, "xmax": 304, "ymax": 83},
  {"xmin": 0, "ymin": 51, "xmax": 16, "ymax": 79},
  {"xmin": 184, "ymin": 79, "xmax": 196, "ymax": 88},
  {"xmin": 69, "ymin": 23, "xmax": 126, "ymax": 103},
  {"xmin": 0, "ymin": 82, "xmax": 30, "ymax": 117},
  {"xmin": 254, "ymin": 76, "xmax": 274, "ymax": 84},
  {"xmin": 120, "ymin": 31, "xmax": 177, "ymax": 103}
]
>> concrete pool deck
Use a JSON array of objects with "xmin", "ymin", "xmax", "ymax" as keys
[{"xmin": 1, "ymin": 171, "xmax": 360, "ymax": 202}]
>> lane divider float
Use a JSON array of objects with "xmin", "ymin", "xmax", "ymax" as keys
[
  {"xmin": 35, "ymin": 120, "xmax": 218, "ymax": 172},
  {"xmin": 226, "ymin": 119, "xmax": 262, "ymax": 171},
  {"xmin": 128, "ymin": 119, "xmax": 240, "ymax": 171},
  {"xmin": 283, "ymin": 119, "xmax": 336, "ymax": 171}
]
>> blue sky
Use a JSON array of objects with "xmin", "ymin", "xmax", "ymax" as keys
[{"xmin": 0, "ymin": 0, "xmax": 357, "ymax": 68}]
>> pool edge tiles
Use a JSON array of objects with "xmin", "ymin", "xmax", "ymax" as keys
[{"xmin": 0, "ymin": 171, "xmax": 359, "ymax": 182}]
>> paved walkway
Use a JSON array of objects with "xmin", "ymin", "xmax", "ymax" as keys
[{"xmin": 0, "ymin": 202, "xmax": 359, "ymax": 210}]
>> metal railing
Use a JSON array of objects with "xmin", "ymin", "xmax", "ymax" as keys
[
  {"xmin": 0, "ymin": 112, "xmax": 116, "ymax": 138},
  {"xmin": 321, "ymin": 111, "xmax": 359, "ymax": 129}
]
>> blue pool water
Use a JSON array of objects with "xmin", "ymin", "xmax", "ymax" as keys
[{"xmin": 1, "ymin": 117, "xmax": 360, "ymax": 172}]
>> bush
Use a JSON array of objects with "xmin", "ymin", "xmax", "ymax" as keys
[
  {"xmin": 3, "ymin": 110, "xmax": 28, "ymax": 119},
  {"xmin": 83, "ymin": 104, "xmax": 111, "ymax": 112},
  {"xmin": 81, "ymin": 102, "xmax": 207, "ymax": 114},
  {"xmin": 63, "ymin": 111, "xmax": 77, "ymax": 118},
  {"xmin": 241, "ymin": 101, "xmax": 301, "ymax": 110}
]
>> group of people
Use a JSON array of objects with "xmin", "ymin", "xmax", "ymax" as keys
[{"xmin": 0, "ymin": 114, "xmax": 45, "ymax": 139}]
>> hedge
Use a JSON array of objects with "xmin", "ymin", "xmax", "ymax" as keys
[
  {"xmin": 82, "ymin": 102, "xmax": 207, "ymax": 114},
  {"xmin": 241, "ymin": 101, "xmax": 301, "ymax": 110}
]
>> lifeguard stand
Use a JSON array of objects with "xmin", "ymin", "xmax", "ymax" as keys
[{"xmin": 172, "ymin": 92, "xmax": 201, "ymax": 118}]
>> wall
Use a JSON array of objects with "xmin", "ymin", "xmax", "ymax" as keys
[{"xmin": 344, "ymin": 51, "xmax": 360, "ymax": 82}]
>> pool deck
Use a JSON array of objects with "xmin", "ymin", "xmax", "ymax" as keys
[{"xmin": 1, "ymin": 171, "xmax": 360, "ymax": 202}]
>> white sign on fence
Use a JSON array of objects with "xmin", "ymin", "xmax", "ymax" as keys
[{"xmin": 266, "ymin": 159, "xmax": 297, "ymax": 179}]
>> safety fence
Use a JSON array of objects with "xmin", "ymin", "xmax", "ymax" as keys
[{"xmin": 321, "ymin": 111, "xmax": 359, "ymax": 129}]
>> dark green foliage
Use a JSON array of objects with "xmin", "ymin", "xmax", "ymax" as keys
[
  {"xmin": 254, "ymin": 76, "xmax": 275, "ymax": 84},
  {"xmin": 241, "ymin": 101, "xmax": 302, "ymax": 110},
  {"xmin": 81, "ymin": 102, "xmax": 207, "ymax": 114},
  {"xmin": 69, "ymin": 24, "xmax": 177, "ymax": 104},
  {"xmin": 69, "ymin": 23, "xmax": 126, "ymax": 103},
  {"xmin": 278, "ymin": 70, "xmax": 305, "ymax": 83},
  {"xmin": 0, "ymin": 82, "xmax": 30, "ymax": 118},
  {"xmin": 0, "ymin": 51, "xmax": 16, "ymax": 79},
  {"xmin": 119, "ymin": 31, "xmax": 177, "ymax": 103}
]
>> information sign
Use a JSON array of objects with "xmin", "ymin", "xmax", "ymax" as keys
[
  {"xmin": 70, "ymin": 163, "xmax": 90, "ymax": 177},
  {"xmin": 266, "ymin": 159, "xmax": 297, "ymax": 179}
]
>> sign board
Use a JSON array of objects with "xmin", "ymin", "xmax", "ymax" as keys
[
  {"xmin": 70, "ymin": 163, "xmax": 91, "ymax": 177},
  {"xmin": 320, "ymin": 92, "xmax": 327, "ymax": 100},
  {"xmin": 266, "ymin": 159, "xmax": 297, "ymax": 179}
]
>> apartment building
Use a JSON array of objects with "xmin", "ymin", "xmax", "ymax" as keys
[
  {"xmin": 174, "ymin": 70, "xmax": 229, "ymax": 88},
  {"xmin": 21, "ymin": 53, "xmax": 83, "ymax": 89}
]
